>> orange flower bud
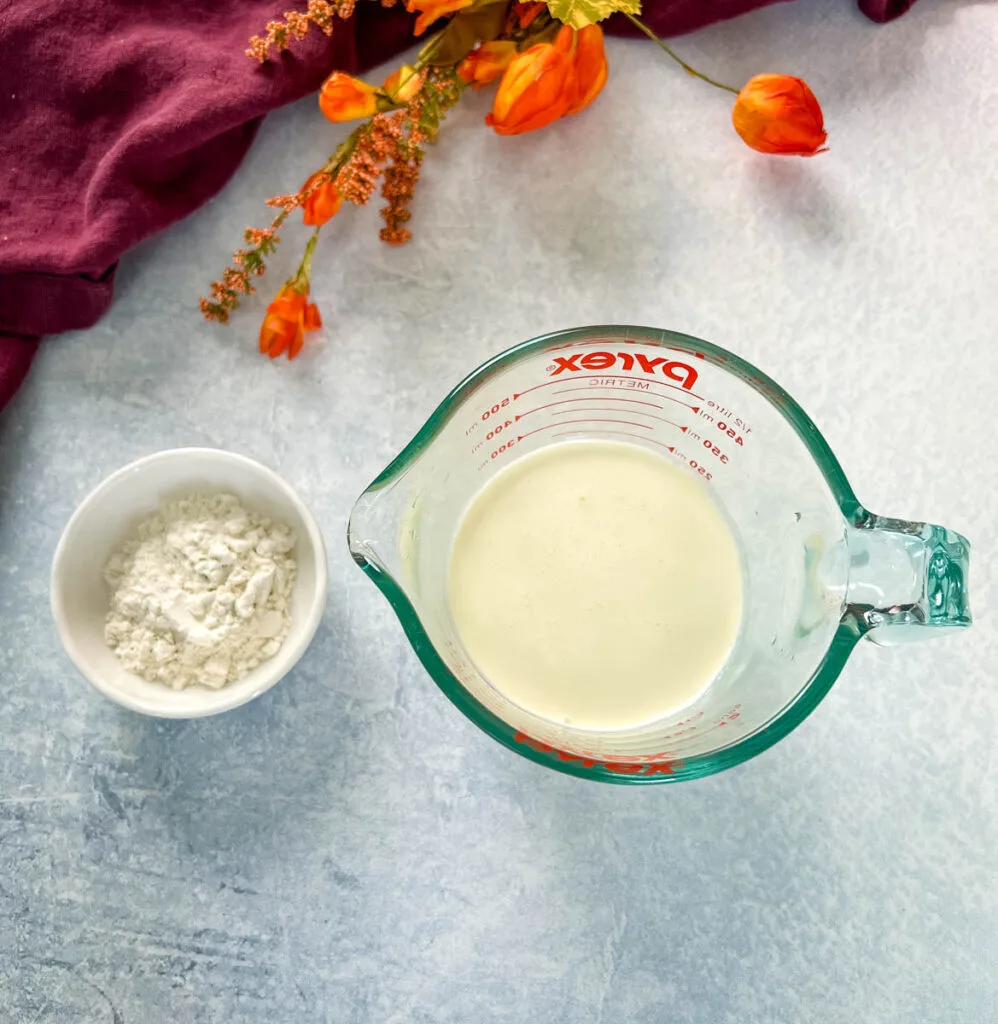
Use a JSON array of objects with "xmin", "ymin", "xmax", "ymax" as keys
[
  {"xmin": 301, "ymin": 174, "xmax": 343, "ymax": 227},
  {"xmin": 383, "ymin": 65, "xmax": 425, "ymax": 103},
  {"xmin": 259, "ymin": 285, "xmax": 322, "ymax": 360},
  {"xmin": 486, "ymin": 27, "xmax": 577, "ymax": 137},
  {"xmin": 732, "ymin": 74, "xmax": 827, "ymax": 156},
  {"xmin": 319, "ymin": 72, "xmax": 379, "ymax": 123},
  {"xmin": 458, "ymin": 41, "xmax": 518, "ymax": 89},
  {"xmin": 405, "ymin": 0, "xmax": 473, "ymax": 37},
  {"xmin": 565, "ymin": 24, "xmax": 607, "ymax": 116}
]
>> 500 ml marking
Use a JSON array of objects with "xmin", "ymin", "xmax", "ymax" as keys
[
  {"xmin": 467, "ymin": 397, "xmax": 513, "ymax": 439},
  {"xmin": 481, "ymin": 398, "xmax": 511, "ymax": 420}
]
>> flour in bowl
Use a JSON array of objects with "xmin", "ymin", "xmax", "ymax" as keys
[{"xmin": 103, "ymin": 493, "xmax": 297, "ymax": 689}]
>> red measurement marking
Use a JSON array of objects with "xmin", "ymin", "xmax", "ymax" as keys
[
  {"xmin": 659, "ymin": 713, "xmax": 744, "ymax": 752},
  {"xmin": 515, "ymin": 396, "xmax": 663, "ymax": 419},
  {"xmin": 552, "ymin": 386, "xmax": 699, "ymax": 412},
  {"xmin": 550, "ymin": 407, "xmax": 687, "ymax": 431},
  {"xmin": 514, "ymin": 375, "xmax": 703, "ymax": 401},
  {"xmin": 517, "ymin": 418, "xmax": 655, "ymax": 442},
  {"xmin": 551, "ymin": 429, "xmax": 676, "ymax": 453},
  {"xmin": 513, "ymin": 731, "xmax": 683, "ymax": 777}
]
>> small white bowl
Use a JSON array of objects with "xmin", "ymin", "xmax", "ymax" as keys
[{"xmin": 51, "ymin": 448, "xmax": 328, "ymax": 718}]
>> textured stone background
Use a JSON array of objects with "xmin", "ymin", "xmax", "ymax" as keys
[{"xmin": 1, "ymin": 1, "xmax": 995, "ymax": 1021}]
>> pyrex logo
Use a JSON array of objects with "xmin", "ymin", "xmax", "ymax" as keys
[{"xmin": 548, "ymin": 351, "xmax": 699, "ymax": 390}]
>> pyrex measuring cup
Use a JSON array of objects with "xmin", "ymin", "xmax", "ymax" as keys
[{"xmin": 348, "ymin": 327, "xmax": 971, "ymax": 783}]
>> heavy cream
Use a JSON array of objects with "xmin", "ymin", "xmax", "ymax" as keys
[{"xmin": 447, "ymin": 440, "xmax": 743, "ymax": 730}]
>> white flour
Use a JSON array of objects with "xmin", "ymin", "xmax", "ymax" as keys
[{"xmin": 103, "ymin": 493, "xmax": 297, "ymax": 689}]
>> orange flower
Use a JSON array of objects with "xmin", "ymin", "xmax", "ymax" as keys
[
  {"xmin": 259, "ymin": 284, "xmax": 321, "ymax": 360},
  {"xmin": 319, "ymin": 72, "xmax": 379, "ymax": 123},
  {"xmin": 511, "ymin": 1, "xmax": 545, "ymax": 27},
  {"xmin": 732, "ymin": 74, "xmax": 827, "ymax": 156},
  {"xmin": 301, "ymin": 174, "xmax": 343, "ymax": 227},
  {"xmin": 405, "ymin": 0, "xmax": 472, "ymax": 37},
  {"xmin": 458, "ymin": 41, "xmax": 518, "ymax": 89},
  {"xmin": 565, "ymin": 25, "xmax": 607, "ymax": 116},
  {"xmin": 486, "ymin": 26, "xmax": 577, "ymax": 137}
]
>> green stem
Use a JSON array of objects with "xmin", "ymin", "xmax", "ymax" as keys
[
  {"xmin": 327, "ymin": 132, "xmax": 359, "ymax": 177},
  {"xmin": 624, "ymin": 13, "xmax": 739, "ymax": 95},
  {"xmin": 292, "ymin": 231, "xmax": 319, "ymax": 292},
  {"xmin": 416, "ymin": 29, "xmax": 447, "ymax": 70}
]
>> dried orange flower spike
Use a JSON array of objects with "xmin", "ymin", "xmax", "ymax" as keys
[
  {"xmin": 246, "ymin": 0, "xmax": 344, "ymax": 62},
  {"xmin": 732, "ymin": 74, "xmax": 827, "ymax": 156}
]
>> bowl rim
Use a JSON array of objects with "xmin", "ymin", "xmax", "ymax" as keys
[{"xmin": 50, "ymin": 446, "xmax": 328, "ymax": 718}]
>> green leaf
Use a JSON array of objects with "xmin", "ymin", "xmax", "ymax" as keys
[
  {"xmin": 545, "ymin": 0, "xmax": 639, "ymax": 30},
  {"xmin": 422, "ymin": 3, "xmax": 509, "ymax": 67}
]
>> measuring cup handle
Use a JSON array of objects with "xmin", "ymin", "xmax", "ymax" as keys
[{"xmin": 843, "ymin": 512, "xmax": 972, "ymax": 646}]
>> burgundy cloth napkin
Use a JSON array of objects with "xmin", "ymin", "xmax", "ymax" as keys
[
  {"xmin": 0, "ymin": 0, "xmax": 916, "ymax": 416},
  {"xmin": 858, "ymin": 0, "xmax": 916, "ymax": 19}
]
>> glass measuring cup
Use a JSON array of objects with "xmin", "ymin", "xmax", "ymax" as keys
[{"xmin": 348, "ymin": 327, "xmax": 971, "ymax": 783}]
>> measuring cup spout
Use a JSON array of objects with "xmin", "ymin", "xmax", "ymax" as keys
[
  {"xmin": 842, "ymin": 512, "xmax": 971, "ymax": 645},
  {"xmin": 347, "ymin": 481, "xmax": 399, "ymax": 578}
]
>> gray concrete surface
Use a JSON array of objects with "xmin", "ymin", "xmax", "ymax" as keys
[{"xmin": 2, "ymin": 1, "xmax": 995, "ymax": 1021}]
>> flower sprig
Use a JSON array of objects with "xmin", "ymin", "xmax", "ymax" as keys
[
  {"xmin": 204, "ymin": 0, "xmax": 829, "ymax": 358},
  {"xmin": 248, "ymin": 0, "xmax": 352, "ymax": 61},
  {"xmin": 201, "ymin": 66, "xmax": 464, "ymax": 335},
  {"xmin": 198, "ymin": 228, "xmax": 281, "ymax": 323},
  {"xmin": 199, "ymin": 133, "xmax": 357, "ymax": 323}
]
